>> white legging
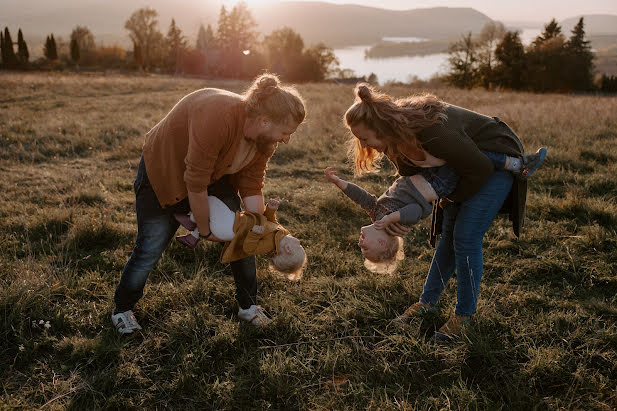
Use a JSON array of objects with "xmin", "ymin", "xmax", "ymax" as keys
[{"xmin": 208, "ymin": 196, "xmax": 236, "ymax": 241}]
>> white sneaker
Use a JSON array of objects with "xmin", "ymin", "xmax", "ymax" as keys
[
  {"xmin": 237, "ymin": 305, "xmax": 272, "ymax": 326},
  {"xmin": 111, "ymin": 310, "xmax": 142, "ymax": 334}
]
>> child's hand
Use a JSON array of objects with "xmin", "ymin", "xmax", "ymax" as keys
[
  {"xmin": 266, "ymin": 199, "xmax": 280, "ymax": 210},
  {"xmin": 324, "ymin": 167, "xmax": 339, "ymax": 183},
  {"xmin": 324, "ymin": 167, "xmax": 348, "ymax": 190},
  {"xmin": 251, "ymin": 225, "xmax": 265, "ymax": 234},
  {"xmin": 374, "ymin": 211, "xmax": 401, "ymax": 230},
  {"xmin": 374, "ymin": 215, "xmax": 394, "ymax": 230}
]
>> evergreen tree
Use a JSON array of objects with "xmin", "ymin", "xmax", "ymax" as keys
[
  {"xmin": 166, "ymin": 18, "xmax": 187, "ymax": 73},
  {"xmin": 526, "ymin": 19, "xmax": 567, "ymax": 91},
  {"xmin": 196, "ymin": 23, "xmax": 212, "ymax": 51},
  {"xmin": 44, "ymin": 34, "xmax": 58, "ymax": 60},
  {"xmin": 17, "ymin": 29, "xmax": 29, "ymax": 67},
  {"xmin": 1, "ymin": 31, "xmax": 5, "ymax": 68},
  {"xmin": 494, "ymin": 31, "xmax": 526, "ymax": 90},
  {"xmin": 70, "ymin": 37, "xmax": 80, "ymax": 65},
  {"xmin": 533, "ymin": 18, "xmax": 562, "ymax": 46},
  {"xmin": 565, "ymin": 17, "xmax": 594, "ymax": 91},
  {"xmin": 216, "ymin": 3, "xmax": 258, "ymax": 77},
  {"xmin": 3, "ymin": 27, "xmax": 18, "ymax": 69}
]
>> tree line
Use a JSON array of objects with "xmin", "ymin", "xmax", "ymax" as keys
[
  {"xmin": 446, "ymin": 17, "xmax": 617, "ymax": 93},
  {"xmin": 0, "ymin": 4, "xmax": 340, "ymax": 83}
]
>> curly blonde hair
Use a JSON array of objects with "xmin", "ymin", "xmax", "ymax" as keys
[
  {"xmin": 344, "ymin": 83, "xmax": 448, "ymax": 175},
  {"xmin": 243, "ymin": 73, "xmax": 306, "ymax": 124},
  {"xmin": 363, "ymin": 236, "xmax": 405, "ymax": 274},
  {"xmin": 270, "ymin": 236, "xmax": 307, "ymax": 281}
]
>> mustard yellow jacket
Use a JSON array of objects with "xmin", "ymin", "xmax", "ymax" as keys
[{"xmin": 220, "ymin": 207, "xmax": 289, "ymax": 263}]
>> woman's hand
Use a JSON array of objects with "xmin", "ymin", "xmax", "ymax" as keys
[
  {"xmin": 386, "ymin": 222, "xmax": 412, "ymax": 237},
  {"xmin": 324, "ymin": 167, "xmax": 348, "ymax": 190}
]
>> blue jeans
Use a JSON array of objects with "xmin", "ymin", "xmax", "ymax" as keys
[
  {"xmin": 114, "ymin": 155, "xmax": 258, "ymax": 312},
  {"xmin": 419, "ymin": 170, "xmax": 513, "ymax": 317}
]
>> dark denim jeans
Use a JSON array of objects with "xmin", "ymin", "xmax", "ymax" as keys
[
  {"xmin": 419, "ymin": 170, "xmax": 514, "ymax": 317},
  {"xmin": 113, "ymin": 155, "xmax": 258, "ymax": 313}
]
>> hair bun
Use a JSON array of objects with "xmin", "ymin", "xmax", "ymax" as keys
[
  {"xmin": 257, "ymin": 74, "xmax": 280, "ymax": 90},
  {"xmin": 356, "ymin": 83, "xmax": 372, "ymax": 102}
]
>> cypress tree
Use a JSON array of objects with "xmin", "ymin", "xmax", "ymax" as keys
[
  {"xmin": 44, "ymin": 34, "xmax": 58, "ymax": 60},
  {"xmin": 1, "ymin": 31, "xmax": 4, "ymax": 68},
  {"xmin": 3, "ymin": 27, "xmax": 18, "ymax": 68},
  {"xmin": 17, "ymin": 28, "xmax": 29, "ymax": 67},
  {"xmin": 50, "ymin": 34, "xmax": 58, "ymax": 60},
  {"xmin": 44, "ymin": 35, "xmax": 51, "ymax": 59},
  {"xmin": 495, "ymin": 31, "xmax": 526, "ymax": 90}
]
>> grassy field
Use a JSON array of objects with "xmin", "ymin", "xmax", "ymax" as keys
[{"xmin": 1, "ymin": 72, "xmax": 616, "ymax": 410}]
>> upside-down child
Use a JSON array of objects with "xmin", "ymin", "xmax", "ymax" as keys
[
  {"xmin": 174, "ymin": 198, "xmax": 306, "ymax": 277},
  {"xmin": 324, "ymin": 147, "xmax": 546, "ymax": 266}
]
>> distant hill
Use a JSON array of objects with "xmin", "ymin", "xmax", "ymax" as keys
[
  {"xmin": 0, "ymin": 0, "xmax": 493, "ymax": 53},
  {"xmin": 254, "ymin": 3, "xmax": 494, "ymax": 47},
  {"xmin": 561, "ymin": 14, "xmax": 617, "ymax": 35}
]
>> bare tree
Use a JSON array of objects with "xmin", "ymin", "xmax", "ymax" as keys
[
  {"xmin": 446, "ymin": 32, "xmax": 477, "ymax": 89},
  {"xmin": 476, "ymin": 22, "xmax": 506, "ymax": 89},
  {"xmin": 125, "ymin": 8, "xmax": 162, "ymax": 70}
]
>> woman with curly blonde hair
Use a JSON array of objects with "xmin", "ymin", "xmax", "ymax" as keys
[{"xmin": 340, "ymin": 83, "xmax": 545, "ymax": 342}]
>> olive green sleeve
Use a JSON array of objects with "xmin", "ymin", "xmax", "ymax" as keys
[{"xmin": 420, "ymin": 124, "xmax": 494, "ymax": 202}]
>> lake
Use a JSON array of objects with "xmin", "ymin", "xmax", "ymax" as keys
[{"xmin": 333, "ymin": 28, "xmax": 541, "ymax": 84}]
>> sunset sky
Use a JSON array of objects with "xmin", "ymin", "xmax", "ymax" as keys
[{"xmin": 230, "ymin": 0, "xmax": 617, "ymax": 23}]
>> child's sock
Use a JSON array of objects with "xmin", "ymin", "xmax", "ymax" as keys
[
  {"xmin": 504, "ymin": 156, "xmax": 522, "ymax": 172},
  {"xmin": 191, "ymin": 229, "xmax": 199, "ymax": 239},
  {"xmin": 189, "ymin": 213, "xmax": 196, "ymax": 223}
]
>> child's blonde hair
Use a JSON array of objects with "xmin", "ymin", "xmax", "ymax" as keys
[
  {"xmin": 364, "ymin": 236, "xmax": 405, "ymax": 274},
  {"xmin": 271, "ymin": 237, "xmax": 307, "ymax": 280}
]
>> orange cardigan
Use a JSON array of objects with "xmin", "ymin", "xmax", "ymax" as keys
[{"xmin": 142, "ymin": 88, "xmax": 273, "ymax": 208}]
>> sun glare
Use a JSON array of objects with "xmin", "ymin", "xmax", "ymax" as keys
[{"xmin": 221, "ymin": 0, "xmax": 275, "ymax": 9}]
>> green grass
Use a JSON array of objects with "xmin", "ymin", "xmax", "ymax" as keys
[{"xmin": 1, "ymin": 72, "xmax": 617, "ymax": 409}]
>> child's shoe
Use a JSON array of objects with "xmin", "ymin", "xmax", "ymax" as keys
[
  {"xmin": 176, "ymin": 233, "xmax": 199, "ymax": 248},
  {"xmin": 521, "ymin": 147, "xmax": 547, "ymax": 178},
  {"xmin": 238, "ymin": 305, "xmax": 272, "ymax": 326},
  {"xmin": 432, "ymin": 314, "xmax": 470, "ymax": 342},
  {"xmin": 174, "ymin": 213, "xmax": 197, "ymax": 231},
  {"xmin": 393, "ymin": 301, "xmax": 435, "ymax": 323}
]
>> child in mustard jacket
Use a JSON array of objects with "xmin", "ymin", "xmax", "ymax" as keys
[{"xmin": 175, "ymin": 199, "xmax": 306, "ymax": 276}]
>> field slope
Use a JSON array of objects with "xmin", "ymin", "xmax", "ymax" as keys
[{"xmin": 1, "ymin": 73, "xmax": 616, "ymax": 409}]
